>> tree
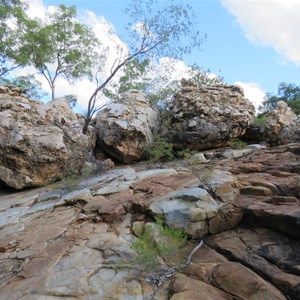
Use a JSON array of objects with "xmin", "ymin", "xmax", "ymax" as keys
[
  {"xmin": 83, "ymin": 0, "xmax": 206, "ymax": 133},
  {"xmin": 261, "ymin": 82, "xmax": 300, "ymax": 114},
  {"xmin": 103, "ymin": 58, "xmax": 150, "ymax": 101},
  {"xmin": 0, "ymin": 74, "xmax": 46, "ymax": 99},
  {"xmin": 103, "ymin": 58, "xmax": 223, "ymax": 112},
  {"xmin": 27, "ymin": 5, "xmax": 99, "ymax": 101},
  {"xmin": 0, "ymin": 0, "xmax": 35, "ymax": 76}
]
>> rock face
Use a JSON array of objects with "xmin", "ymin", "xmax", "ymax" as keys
[
  {"xmin": 264, "ymin": 101, "xmax": 297, "ymax": 145},
  {"xmin": 164, "ymin": 79, "xmax": 255, "ymax": 150},
  {"xmin": 278, "ymin": 115, "xmax": 300, "ymax": 144},
  {"xmin": 0, "ymin": 86, "xmax": 95, "ymax": 189},
  {"xmin": 1, "ymin": 112, "xmax": 300, "ymax": 300},
  {"xmin": 95, "ymin": 90, "xmax": 160, "ymax": 163}
]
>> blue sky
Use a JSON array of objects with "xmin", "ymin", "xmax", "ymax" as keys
[{"xmin": 27, "ymin": 0, "xmax": 300, "ymax": 110}]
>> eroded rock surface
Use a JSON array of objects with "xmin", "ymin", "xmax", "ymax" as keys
[
  {"xmin": 265, "ymin": 101, "xmax": 297, "ymax": 145},
  {"xmin": 1, "ymin": 143, "xmax": 300, "ymax": 299},
  {"xmin": 0, "ymin": 86, "xmax": 95, "ymax": 189},
  {"xmin": 164, "ymin": 79, "xmax": 255, "ymax": 150},
  {"xmin": 95, "ymin": 90, "xmax": 160, "ymax": 163}
]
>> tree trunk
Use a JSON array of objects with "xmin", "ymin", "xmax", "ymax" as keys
[
  {"xmin": 82, "ymin": 116, "xmax": 90, "ymax": 135},
  {"xmin": 51, "ymin": 83, "xmax": 55, "ymax": 101}
]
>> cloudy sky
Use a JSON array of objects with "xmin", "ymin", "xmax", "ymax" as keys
[{"xmin": 22, "ymin": 0, "xmax": 300, "ymax": 112}]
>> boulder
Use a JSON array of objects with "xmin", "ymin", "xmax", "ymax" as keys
[
  {"xmin": 0, "ymin": 86, "xmax": 95, "ymax": 189},
  {"xmin": 278, "ymin": 115, "xmax": 300, "ymax": 144},
  {"xmin": 164, "ymin": 79, "xmax": 255, "ymax": 151},
  {"xmin": 95, "ymin": 90, "xmax": 160, "ymax": 163},
  {"xmin": 264, "ymin": 101, "xmax": 297, "ymax": 145}
]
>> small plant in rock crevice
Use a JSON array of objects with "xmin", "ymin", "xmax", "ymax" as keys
[
  {"xmin": 130, "ymin": 216, "xmax": 188, "ymax": 271},
  {"xmin": 144, "ymin": 133, "xmax": 174, "ymax": 163},
  {"xmin": 227, "ymin": 138, "xmax": 247, "ymax": 149},
  {"xmin": 253, "ymin": 114, "xmax": 268, "ymax": 128}
]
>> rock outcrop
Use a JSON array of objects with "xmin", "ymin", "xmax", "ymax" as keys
[
  {"xmin": 164, "ymin": 79, "xmax": 255, "ymax": 150},
  {"xmin": 278, "ymin": 115, "xmax": 300, "ymax": 144},
  {"xmin": 95, "ymin": 90, "xmax": 160, "ymax": 163},
  {"xmin": 264, "ymin": 101, "xmax": 297, "ymax": 145},
  {"xmin": 1, "ymin": 143, "xmax": 300, "ymax": 299},
  {"xmin": 0, "ymin": 85, "xmax": 95, "ymax": 189}
]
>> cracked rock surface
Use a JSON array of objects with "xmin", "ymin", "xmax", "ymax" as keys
[{"xmin": 0, "ymin": 144, "xmax": 300, "ymax": 299}]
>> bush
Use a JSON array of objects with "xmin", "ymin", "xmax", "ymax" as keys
[
  {"xmin": 227, "ymin": 139, "xmax": 247, "ymax": 149},
  {"xmin": 177, "ymin": 149, "xmax": 196, "ymax": 159},
  {"xmin": 253, "ymin": 114, "xmax": 267, "ymax": 128},
  {"xmin": 130, "ymin": 217, "xmax": 187, "ymax": 271},
  {"xmin": 145, "ymin": 133, "xmax": 174, "ymax": 162}
]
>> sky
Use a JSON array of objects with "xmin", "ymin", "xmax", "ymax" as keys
[{"xmin": 21, "ymin": 0, "xmax": 300, "ymax": 112}]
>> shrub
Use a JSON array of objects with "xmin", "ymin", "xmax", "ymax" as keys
[
  {"xmin": 177, "ymin": 149, "xmax": 197, "ymax": 159},
  {"xmin": 130, "ymin": 217, "xmax": 187, "ymax": 271},
  {"xmin": 227, "ymin": 139, "xmax": 247, "ymax": 149},
  {"xmin": 131, "ymin": 224, "xmax": 160, "ymax": 270},
  {"xmin": 145, "ymin": 133, "xmax": 174, "ymax": 162},
  {"xmin": 253, "ymin": 114, "xmax": 267, "ymax": 128}
]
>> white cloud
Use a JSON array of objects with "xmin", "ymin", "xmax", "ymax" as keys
[
  {"xmin": 235, "ymin": 81, "xmax": 265, "ymax": 112},
  {"xmin": 221, "ymin": 0, "xmax": 300, "ymax": 65},
  {"xmin": 12, "ymin": 1, "xmax": 130, "ymax": 111},
  {"xmin": 27, "ymin": 0, "xmax": 47, "ymax": 18}
]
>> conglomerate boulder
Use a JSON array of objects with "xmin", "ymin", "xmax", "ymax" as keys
[
  {"xmin": 164, "ymin": 79, "xmax": 255, "ymax": 150},
  {"xmin": 95, "ymin": 90, "xmax": 160, "ymax": 163},
  {"xmin": 278, "ymin": 115, "xmax": 300, "ymax": 145},
  {"xmin": 264, "ymin": 100, "xmax": 297, "ymax": 145},
  {"xmin": 0, "ymin": 85, "xmax": 95, "ymax": 189}
]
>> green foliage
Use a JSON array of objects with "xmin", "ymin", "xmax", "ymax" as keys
[
  {"xmin": 261, "ymin": 82, "xmax": 300, "ymax": 114},
  {"xmin": 65, "ymin": 94, "xmax": 78, "ymax": 108},
  {"xmin": 177, "ymin": 149, "xmax": 197, "ymax": 159},
  {"xmin": 63, "ymin": 174, "xmax": 79, "ymax": 190},
  {"xmin": 253, "ymin": 114, "xmax": 267, "ymax": 128},
  {"xmin": 227, "ymin": 139, "xmax": 247, "ymax": 149},
  {"xmin": 63, "ymin": 163, "xmax": 93, "ymax": 190},
  {"xmin": 28, "ymin": 5, "xmax": 99, "ymax": 100},
  {"xmin": 0, "ymin": 3, "xmax": 99, "ymax": 101},
  {"xmin": 188, "ymin": 64, "xmax": 224, "ymax": 87},
  {"xmin": 104, "ymin": 58, "xmax": 150, "ymax": 101},
  {"xmin": 144, "ymin": 133, "xmax": 174, "ymax": 162},
  {"xmin": 84, "ymin": 0, "xmax": 206, "ymax": 132},
  {"xmin": 125, "ymin": 0, "xmax": 205, "ymax": 60},
  {"xmin": 0, "ymin": 0, "xmax": 36, "ymax": 76},
  {"xmin": 130, "ymin": 219, "xmax": 187, "ymax": 271},
  {"xmin": 131, "ymin": 224, "xmax": 160, "ymax": 270},
  {"xmin": 0, "ymin": 74, "xmax": 46, "ymax": 99}
]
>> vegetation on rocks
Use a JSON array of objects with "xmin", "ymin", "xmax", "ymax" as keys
[
  {"xmin": 227, "ymin": 138, "xmax": 247, "ymax": 149},
  {"xmin": 253, "ymin": 114, "xmax": 268, "ymax": 128},
  {"xmin": 131, "ymin": 216, "xmax": 187, "ymax": 271},
  {"xmin": 261, "ymin": 82, "xmax": 300, "ymax": 115},
  {"xmin": 145, "ymin": 133, "xmax": 174, "ymax": 163}
]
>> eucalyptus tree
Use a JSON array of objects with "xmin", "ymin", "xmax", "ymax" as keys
[
  {"xmin": 83, "ymin": 0, "xmax": 206, "ymax": 133},
  {"xmin": 0, "ymin": 0, "xmax": 34, "ymax": 76},
  {"xmin": 103, "ymin": 58, "xmax": 223, "ymax": 112},
  {"xmin": 261, "ymin": 82, "xmax": 300, "ymax": 115},
  {"xmin": 28, "ymin": 5, "xmax": 99, "ymax": 101}
]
